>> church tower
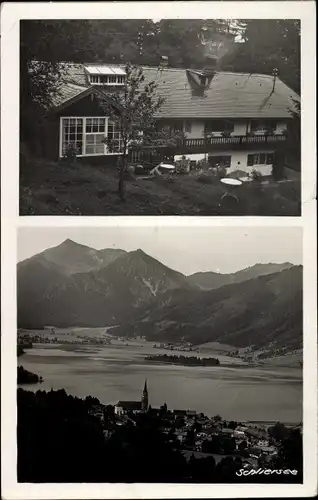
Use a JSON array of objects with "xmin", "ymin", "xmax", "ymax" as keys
[{"xmin": 141, "ymin": 379, "xmax": 149, "ymax": 412}]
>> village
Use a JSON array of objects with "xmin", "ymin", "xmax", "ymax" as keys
[{"xmin": 89, "ymin": 392, "xmax": 302, "ymax": 471}]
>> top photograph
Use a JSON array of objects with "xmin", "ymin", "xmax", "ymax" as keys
[{"xmin": 20, "ymin": 19, "xmax": 301, "ymax": 216}]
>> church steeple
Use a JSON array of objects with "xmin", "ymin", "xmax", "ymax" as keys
[{"xmin": 141, "ymin": 379, "xmax": 149, "ymax": 412}]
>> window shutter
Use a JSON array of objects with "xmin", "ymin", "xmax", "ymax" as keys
[{"xmin": 247, "ymin": 154, "xmax": 254, "ymax": 166}]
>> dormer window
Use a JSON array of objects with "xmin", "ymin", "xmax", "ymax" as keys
[
  {"xmin": 199, "ymin": 75, "xmax": 208, "ymax": 86},
  {"xmin": 186, "ymin": 69, "xmax": 212, "ymax": 90},
  {"xmin": 85, "ymin": 66, "xmax": 126, "ymax": 86}
]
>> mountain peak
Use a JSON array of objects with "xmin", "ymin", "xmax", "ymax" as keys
[
  {"xmin": 60, "ymin": 238, "xmax": 88, "ymax": 248},
  {"xmin": 130, "ymin": 248, "xmax": 147, "ymax": 257}
]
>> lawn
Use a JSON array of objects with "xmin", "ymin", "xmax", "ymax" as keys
[{"xmin": 20, "ymin": 159, "xmax": 301, "ymax": 216}]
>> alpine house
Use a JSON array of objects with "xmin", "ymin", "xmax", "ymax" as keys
[{"xmin": 38, "ymin": 57, "xmax": 299, "ymax": 177}]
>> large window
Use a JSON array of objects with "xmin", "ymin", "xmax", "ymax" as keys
[
  {"xmin": 85, "ymin": 118, "xmax": 106, "ymax": 155},
  {"xmin": 60, "ymin": 117, "xmax": 123, "ymax": 157},
  {"xmin": 247, "ymin": 153, "xmax": 274, "ymax": 166},
  {"xmin": 250, "ymin": 120, "xmax": 277, "ymax": 134},
  {"xmin": 209, "ymin": 155, "xmax": 231, "ymax": 168},
  {"xmin": 205, "ymin": 119, "xmax": 234, "ymax": 134},
  {"xmin": 89, "ymin": 74, "xmax": 126, "ymax": 86}
]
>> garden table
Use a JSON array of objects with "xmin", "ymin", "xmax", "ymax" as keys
[{"xmin": 220, "ymin": 178, "xmax": 243, "ymax": 202}]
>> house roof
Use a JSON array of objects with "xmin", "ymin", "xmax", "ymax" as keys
[
  {"xmin": 51, "ymin": 82, "xmax": 90, "ymax": 108},
  {"xmin": 116, "ymin": 401, "xmax": 142, "ymax": 410},
  {"xmin": 51, "ymin": 62, "xmax": 299, "ymax": 119},
  {"xmin": 221, "ymin": 428, "xmax": 234, "ymax": 434}
]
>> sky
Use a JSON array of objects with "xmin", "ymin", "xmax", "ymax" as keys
[{"xmin": 18, "ymin": 226, "xmax": 302, "ymax": 275}]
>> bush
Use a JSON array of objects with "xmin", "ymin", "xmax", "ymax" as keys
[
  {"xmin": 63, "ymin": 143, "xmax": 78, "ymax": 163},
  {"xmin": 217, "ymin": 166, "xmax": 227, "ymax": 178},
  {"xmin": 251, "ymin": 169, "xmax": 262, "ymax": 182}
]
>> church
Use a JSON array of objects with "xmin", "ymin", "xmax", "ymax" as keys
[{"xmin": 114, "ymin": 380, "xmax": 149, "ymax": 416}]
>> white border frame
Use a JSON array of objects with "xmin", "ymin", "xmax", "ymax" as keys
[{"xmin": 1, "ymin": 1, "xmax": 317, "ymax": 499}]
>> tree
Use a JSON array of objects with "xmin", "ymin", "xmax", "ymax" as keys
[
  {"xmin": 20, "ymin": 21, "xmax": 93, "ymax": 157},
  {"xmin": 159, "ymin": 402, "xmax": 168, "ymax": 417},
  {"xmin": 100, "ymin": 63, "xmax": 166, "ymax": 200},
  {"xmin": 272, "ymin": 428, "xmax": 302, "ymax": 480},
  {"xmin": 221, "ymin": 20, "xmax": 300, "ymax": 93},
  {"xmin": 268, "ymin": 421, "xmax": 289, "ymax": 442}
]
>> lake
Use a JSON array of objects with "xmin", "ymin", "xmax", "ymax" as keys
[{"xmin": 19, "ymin": 336, "xmax": 302, "ymax": 424}]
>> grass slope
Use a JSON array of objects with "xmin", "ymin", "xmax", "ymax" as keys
[{"xmin": 20, "ymin": 159, "xmax": 301, "ymax": 216}]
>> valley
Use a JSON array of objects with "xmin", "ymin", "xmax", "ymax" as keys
[{"xmin": 17, "ymin": 239, "xmax": 303, "ymax": 357}]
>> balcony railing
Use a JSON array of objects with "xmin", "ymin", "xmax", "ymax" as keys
[
  {"xmin": 185, "ymin": 134, "xmax": 287, "ymax": 148},
  {"xmin": 128, "ymin": 134, "xmax": 287, "ymax": 163}
]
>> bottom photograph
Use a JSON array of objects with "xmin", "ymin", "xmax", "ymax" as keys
[{"xmin": 17, "ymin": 225, "xmax": 303, "ymax": 483}]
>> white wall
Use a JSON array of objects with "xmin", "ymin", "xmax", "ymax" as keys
[
  {"xmin": 185, "ymin": 120, "xmax": 248, "ymax": 137},
  {"xmin": 208, "ymin": 149, "xmax": 275, "ymax": 176},
  {"xmin": 233, "ymin": 121, "xmax": 248, "ymax": 135},
  {"xmin": 184, "ymin": 121, "xmax": 205, "ymax": 138},
  {"xmin": 114, "ymin": 406, "xmax": 123, "ymax": 416},
  {"xmin": 181, "ymin": 120, "xmax": 286, "ymax": 138}
]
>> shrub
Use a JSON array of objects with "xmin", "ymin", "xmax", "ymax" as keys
[
  {"xmin": 197, "ymin": 159, "xmax": 210, "ymax": 171},
  {"xmin": 251, "ymin": 169, "xmax": 262, "ymax": 182},
  {"xmin": 217, "ymin": 166, "xmax": 227, "ymax": 179},
  {"xmin": 64, "ymin": 143, "xmax": 78, "ymax": 163}
]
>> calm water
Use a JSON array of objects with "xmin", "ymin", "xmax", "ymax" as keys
[{"xmin": 19, "ymin": 338, "xmax": 302, "ymax": 423}]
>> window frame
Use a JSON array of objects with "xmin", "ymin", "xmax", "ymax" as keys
[
  {"xmin": 89, "ymin": 74, "xmax": 126, "ymax": 86},
  {"xmin": 205, "ymin": 119, "xmax": 234, "ymax": 134},
  {"xmin": 247, "ymin": 152, "xmax": 275, "ymax": 166},
  {"xmin": 250, "ymin": 119, "xmax": 278, "ymax": 134},
  {"xmin": 209, "ymin": 155, "xmax": 232, "ymax": 168},
  {"xmin": 59, "ymin": 116, "xmax": 123, "ymax": 158}
]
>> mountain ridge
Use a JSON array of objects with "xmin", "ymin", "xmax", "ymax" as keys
[{"xmin": 17, "ymin": 242, "xmax": 302, "ymax": 352}]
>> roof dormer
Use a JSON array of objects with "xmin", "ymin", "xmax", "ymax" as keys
[
  {"xmin": 186, "ymin": 69, "xmax": 213, "ymax": 89},
  {"xmin": 84, "ymin": 65, "xmax": 126, "ymax": 86}
]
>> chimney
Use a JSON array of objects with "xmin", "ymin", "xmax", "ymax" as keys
[
  {"xmin": 272, "ymin": 68, "xmax": 279, "ymax": 92},
  {"xmin": 159, "ymin": 55, "xmax": 169, "ymax": 68},
  {"xmin": 203, "ymin": 54, "xmax": 218, "ymax": 76}
]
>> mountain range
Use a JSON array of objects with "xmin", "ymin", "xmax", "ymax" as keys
[{"xmin": 17, "ymin": 239, "xmax": 302, "ymax": 351}]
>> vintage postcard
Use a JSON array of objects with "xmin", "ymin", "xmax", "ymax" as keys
[{"xmin": 1, "ymin": 1, "xmax": 317, "ymax": 499}]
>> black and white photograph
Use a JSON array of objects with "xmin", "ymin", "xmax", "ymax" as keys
[
  {"xmin": 1, "ymin": 1, "xmax": 317, "ymax": 498},
  {"xmin": 16, "ymin": 225, "xmax": 303, "ymax": 483},
  {"xmin": 20, "ymin": 18, "xmax": 301, "ymax": 216}
]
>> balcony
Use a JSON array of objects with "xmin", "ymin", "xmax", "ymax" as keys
[
  {"xmin": 128, "ymin": 134, "xmax": 287, "ymax": 163},
  {"xmin": 184, "ymin": 134, "xmax": 287, "ymax": 151}
]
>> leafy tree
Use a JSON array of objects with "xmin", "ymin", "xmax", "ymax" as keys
[
  {"xmin": 159, "ymin": 402, "xmax": 168, "ymax": 417},
  {"xmin": 221, "ymin": 20, "xmax": 300, "ymax": 93},
  {"xmin": 100, "ymin": 63, "xmax": 166, "ymax": 199},
  {"xmin": 268, "ymin": 421, "xmax": 289, "ymax": 442},
  {"xmin": 20, "ymin": 21, "xmax": 93, "ymax": 156},
  {"xmin": 227, "ymin": 420, "xmax": 238, "ymax": 430},
  {"xmin": 273, "ymin": 428, "xmax": 302, "ymax": 481}
]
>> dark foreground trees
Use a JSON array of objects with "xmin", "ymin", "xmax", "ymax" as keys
[{"xmin": 17, "ymin": 389, "xmax": 302, "ymax": 483}]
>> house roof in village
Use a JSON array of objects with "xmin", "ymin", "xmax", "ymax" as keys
[
  {"xmin": 51, "ymin": 62, "xmax": 299, "ymax": 119},
  {"xmin": 116, "ymin": 401, "xmax": 142, "ymax": 411}
]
